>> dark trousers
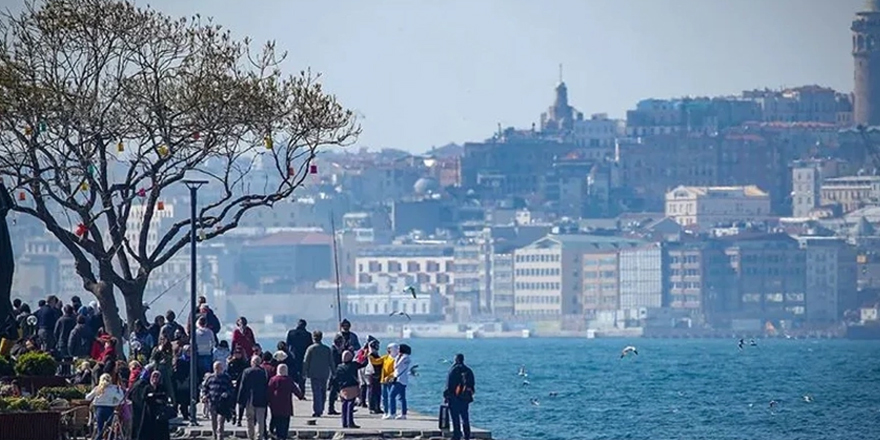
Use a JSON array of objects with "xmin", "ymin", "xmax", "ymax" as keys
[
  {"xmin": 341, "ymin": 399, "xmax": 356, "ymax": 428},
  {"xmin": 310, "ymin": 378, "xmax": 328, "ymax": 416},
  {"xmin": 368, "ymin": 376, "xmax": 382, "ymax": 412},
  {"xmin": 328, "ymin": 383, "xmax": 339, "ymax": 413},
  {"xmin": 449, "ymin": 399, "xmax": 471, "ymax": 440},
  {"xmin": 358, "ymin": 384, "xmax": 368, "ymax": 407},
  {"xmin": 94, "ymin": 405, "xmax": 115, "ymax": 440},
  {"xmin": 270, "ymin": 415, "xmax": 291, "ymax": 440}
]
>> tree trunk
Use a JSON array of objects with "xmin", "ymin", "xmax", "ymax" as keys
[
  {"xmin": 123, "ymin": 287, "xmax": 147, "ymax": 329},
  {"xmin": 88, "ymin": 265, "xmax": 125, "ymax": 342}
]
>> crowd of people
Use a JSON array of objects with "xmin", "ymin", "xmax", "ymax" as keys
[{"xmin": 3, "ymin": 294, "xmax": 478, "ymax": 440}]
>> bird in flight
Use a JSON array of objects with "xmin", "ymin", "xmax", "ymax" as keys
[
  {"xmin": 405, "ymin": 285, "xmax": 417, "ymax": 298},
  {"xmin": 389, "ymin": 311, "xmax": 411, "ymax": 321},
  {"xmin": 518, "ymin": 366, "xmax": 528, "ymax": 377},
  {"xmin": 410, "ymin": 365, "xmax": 420, "ymax": 377},
  {"xmin": 738, "ymin": 339, "xmax": 745, "ymax": 350},
  {"xmin": 620, "ymin": 345, "xmax": 638, "ymax": 359},
  {"xmin": 530, "ymin": 398, "xmax": 540, "ymax": 406}
]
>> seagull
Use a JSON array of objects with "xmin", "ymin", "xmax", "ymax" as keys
[
  {"xmin": 769, "ymin": 400, "xmax": 778, "ymax": 409},
  {"xmin": 410, "ymin": 365, "xmax": 420, "ymax": 377},
  {"xmin": 522, "ymin": 380, "xmax": 530, "ymax": 386},
  {"xmin": 620, "ymin": 346, "xmax": 638, "ymax": 359},
  {"xmin": 389, "ymin": 311, "xmax": 411, "ymax": 321},
  {"xmin": 803, "ymin": 395, "xmax": 813, "ymax": 403},
  {"xmin": 517, "ymin": 366, "xmax": 528, "ymax": 377},
  {"xmin": 738, "ymin": 339, "xmax": 745, "ymax": 350},
  {"xmin": 750, "ymin": 339, "xmax": 758, "ymax": 347},
  {"xmin": 530, "ymin": 398, "xmax": 540, "ymax": 406},
  {"xmin": 548, "ymin": 391, "xmax": 558, "ymax": 397},
  {"xmin": 405, "ymin": 285, "xmax": 417, "ymax": 299},
  {"xmin": 439, "ymin": 358, "xmax": 451, "ymax": 364}
]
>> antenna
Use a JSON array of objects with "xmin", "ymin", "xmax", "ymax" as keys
[{"xmin": 558, "ymin": 63, "xmax": 563, "ymax": 83}]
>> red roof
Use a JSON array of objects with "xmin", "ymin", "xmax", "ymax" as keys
[{"xmin": 246, "ymin": 231, "xmax": 332, "ymax": 247}]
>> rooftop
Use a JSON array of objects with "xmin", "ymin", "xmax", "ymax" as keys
[
  {"xmin": 245, "ymin": 231, "xmax": 332, "ymax": 247},
  {"xmin": 358, "ymin": 244, "xmax": 454, "ymax": 258},
  {"xmin": 670, "ymin": 185, "xmax": 768, "ymax": 198},
  {"xmin": 524, "ymin": 234, "xmax": 646, "ymax": 251}
]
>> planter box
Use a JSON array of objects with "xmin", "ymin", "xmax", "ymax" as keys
[
  {"xmin": 13, "ymin": 376, "xmax": 69, "ymax": 395},
  {"xmin": 0, "ymin": 411, "xmax": 61, "ymax": 440}
]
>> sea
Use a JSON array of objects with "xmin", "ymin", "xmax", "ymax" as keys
[{"xmin": 258, "ymin": 337, "xmax": 880, "ymax": 440}]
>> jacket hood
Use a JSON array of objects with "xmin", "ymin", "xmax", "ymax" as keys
[{"xmin": 387, "ymin": 343, "xmax": 399, "ymax": 356}]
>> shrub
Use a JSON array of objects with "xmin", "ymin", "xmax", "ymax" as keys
[
  {"xmin": 36, "ymin": 386, "xmax": 87, "ymax": 401},
  {"xmin": 0, "ymin": 397, "xmax": 50, "ymax": 413},
  {"xmin": 0, "ymin": 356, "xmax": 13, "ymax": 377},
  {"xmin": 14, "ymin": 352, "xmax": 58, "ymax": 377}
]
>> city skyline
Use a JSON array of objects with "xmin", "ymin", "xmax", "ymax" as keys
[{"xmin": 131, "ymin": 0, "xmax": 866, "ymax": 152}]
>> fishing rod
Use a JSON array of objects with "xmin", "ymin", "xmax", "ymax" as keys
[{"xmin": 330, "ymin": 211, "xmax": 342, "ymax": 323}]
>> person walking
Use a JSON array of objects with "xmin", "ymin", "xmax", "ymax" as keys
[
  {"xmin": 302, "ymin": 330, "xmax": 333, "ymax": 418},
  {"xmin": 53, "ymin": 304, "xmax": 76, "ymax": 357},
  {"xmin": 238, "ymin": 356, "xmax": 269, "ymax": 440},
  {"xmin": 328, "ymin": 335, "xmax": 345, "ymax": 415},
  {"xmin": 232, "ymin": 317, "xmax": 257, "ymax": 359},
  {"xmin": 202, "ymin": 361, "xmax": 235, "ymax": 440},
  {"xmin": 336, "ymin": 319, "xmax": 361, "ymax": 351},
  {"xmin": 86, "ymin": 373, "xmax": 125, "ymax": 440},
  {"xmin": 195, "ymin": 317, "xmax": 216, "ymax": 380},
  {"xmin": 268, "ymin": 364, "xmax": 304, "ymax": 440},
  {"xmin": 285, "ymin": 320, "xmax": 311, "ymax": 392},
  {"xmin": 444, "ymin": 354, "xmax": 475, "ymax": 440}
]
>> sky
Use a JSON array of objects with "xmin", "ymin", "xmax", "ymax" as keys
[{"xmin": 12, "ymin": 0, "xmax": 872, "ymax": 152}]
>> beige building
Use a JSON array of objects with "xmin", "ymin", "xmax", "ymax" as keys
[
  {"xmin": 820, "ymin": 176, "xmax": 880, "ymax": 214},
  {"xmin": 513, "ymin": 235, "xmax": 643, "ymax": 316},
  {"xmin": 665, "ymin": 185, "xmax": 771, "ymax": 230},
  {"xmin": 581, "ymin": 251, "xmax": 621, "ymax": 313}
]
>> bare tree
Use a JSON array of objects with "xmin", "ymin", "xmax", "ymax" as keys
[{"xmin": 0, "ymin": 0, "xmax": 359, "ymax": 338}]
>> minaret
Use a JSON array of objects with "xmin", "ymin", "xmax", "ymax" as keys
[{"xmin": 853, "ymin": 0, "xmax": 880, "ymax": 126}]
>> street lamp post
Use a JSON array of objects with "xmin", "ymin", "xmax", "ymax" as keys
[{"xmin": 183, "ymin": 179, "xmax": 207, "ymax": 426}]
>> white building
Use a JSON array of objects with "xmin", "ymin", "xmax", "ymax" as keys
[
  {"xmin": 571, "ymin": 113, "xmax": 625, "ymax": 148},
  {"xmin": 618, "ymin": 243, "xmax": 664, "ymax": 309},
  {"xmin": 791, "ymin": 162, "xmax": 824, "ymax": 218},
  {"xmin": 355, "ymin": 243, "xmax": 454, "ymax": 316},
  {"xmin": 345, "ymin": 291, "xmax": 439, "ymax": 318},
  {"xmin": 665, "ymin": 185, "xmax": 771, "ymax": 230},
  {"xmin": 796, "ymin": 236, "xmax": 858, "ymax": 323}
]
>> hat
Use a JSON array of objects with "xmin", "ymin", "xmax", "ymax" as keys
[{"xmin": 273, "ymin": 350, "xmax": 288, "ymax": 362}]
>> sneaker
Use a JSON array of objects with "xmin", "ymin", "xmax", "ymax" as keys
[
  {"xmin": 395, "ymin": 415, "xmax": 407, "ymax": 420},
  {"xmin": 381, "ymin": 414, "xmax": 392, "ymax": 420}
]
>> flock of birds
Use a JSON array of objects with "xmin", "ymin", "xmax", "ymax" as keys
[
  {"xmin": 501, "ymin": 340, "xmax": 818, "ymax": 412},
  {"xmin": 387, "ymin": 286, "xmax": 419, "ymax": 321}
]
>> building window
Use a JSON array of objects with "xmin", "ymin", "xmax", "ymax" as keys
[
  {"xmin": 445, "ymin": 261, "xmax": 454, "ymax": 272},
  {"xmin": 368, "ymin": 261, "xmax": 382, "ymax": 272},
  {"xmin": 388, "ymin": 261, "xmax": 402, "ymax": 273},
  {"xmin": 407, "ymin": 261, "xmax": 420, "ymax": 272},
  {"xmin": 426, "ymin": 261, "xmax": 440, "ymax": 272}
]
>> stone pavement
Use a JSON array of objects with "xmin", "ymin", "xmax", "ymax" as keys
[{"xmin": 173, "ymin": 393, "xmax": 491, "ymax": 440}]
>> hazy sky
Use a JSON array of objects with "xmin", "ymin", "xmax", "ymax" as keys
[{"xmin": 22, "ymin": 1, "xmax": 876, "ymax": 151}]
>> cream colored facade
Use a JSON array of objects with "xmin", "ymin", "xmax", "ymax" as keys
[
  {"xmin": 821, "ymin": 176, "xmax": 880, "ymax": 214},
  {"xmin": 513, "ymin": 243, "xmax": 564, "ymax": 316},
  {"xmin": 665, "ymin": 185, "xmax": 771, "ymax": 230},
  {"xmin": 355, "ymin": 244, "xmax": 455, "ymax": 315},
  {"xmin": 581, "ymin": 251, "xmax": 620, "ymax": 313}
]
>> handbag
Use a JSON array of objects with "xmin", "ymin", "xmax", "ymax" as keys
[
  {"xmin": 438, "ymin": 403, "xmax": 450, "ymax": 430},
  {"xmin": 340, "ymin": 386, "xmax": 359, "ymax": 401}
]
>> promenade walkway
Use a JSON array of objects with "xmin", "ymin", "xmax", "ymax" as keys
[{"xmin": 174, "ymin": 391, "xmax": 491, "ymax": 440}]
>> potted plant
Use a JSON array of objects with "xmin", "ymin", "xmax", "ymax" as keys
[
  {"xmin": 13, "ymin": 353, "xmax": 67, "ymax": 394},
  {"xmin": 0, "ymin": 396, "xmax": 60, "ymax": 440},
  {"xmin": 36, "ymin": 386, "xmax": 87, "ymax": 401}
]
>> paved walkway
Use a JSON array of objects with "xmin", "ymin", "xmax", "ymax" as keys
[{"xmin": 174, "ymin": 392, "xmax": 491, "ymax": 440}]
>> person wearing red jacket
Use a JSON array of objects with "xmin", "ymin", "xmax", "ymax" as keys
[{"xmin": 231, "ymin": 317, "xmax": 256, "ymax": 359}]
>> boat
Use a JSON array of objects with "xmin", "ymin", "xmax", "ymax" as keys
[
  {"xmin": 521, "ymin": 329, "xmax": 531, "ymax": 338},
  {"xmin": 465, "ymin": 329, "xmax": 477, "ymax": 339}
]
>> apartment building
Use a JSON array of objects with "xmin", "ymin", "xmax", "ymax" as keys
[
  {"xmin": 821, "ymin": 175, "xmax": 880, "ymax": 214},
  {"xmin": 513, "ymin": 234, "xmax": 643, "ymax": 316},
  {"xmin": 618, "ymin": 243, "xmax": 665, "ymax": 310},
  {"xmin": 355, "ymin": 243, "xmax": 455, "ymax": 314},
  {"xmin": 665, "ymin": 185, "xmax": 771, "ymax": 230},
  {"xmin": 796, "ymin": 236, "xmax": 858, "ymax": 323}
]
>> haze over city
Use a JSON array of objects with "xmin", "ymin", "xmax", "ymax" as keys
[{"xmin": 137, "ymin": 0, "xmax": 863, "ymax": 151}]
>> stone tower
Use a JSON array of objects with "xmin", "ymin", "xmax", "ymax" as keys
[{"xmin": 853, "ymin": 0, "xmax": 880, "ymax": 126}]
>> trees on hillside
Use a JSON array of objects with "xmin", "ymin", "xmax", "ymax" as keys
[{"xmin": 0, "ymin": 0, "xmax": 359, "ymax": 337}]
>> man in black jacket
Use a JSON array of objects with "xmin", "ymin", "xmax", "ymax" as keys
[
  {"xmin": 444, "ymin": 353, "xmax": 475, "ymax": 440},
  {"xmin": 34, "ymin": 298, "xmax": 61, "ymax": 349},
  {"xmin": 286, "ymin": 320, "xmax": 311, "ymax": 391},
  {"xmin": 67, "ymin": 315, "xmax": 92, "ymax": 358},
  {"xmin": 238, "ymin": 355, "xmax": 269, "ymax": 440},
  {"xmin": 53, "ymin": 305, "xmax": 77, "ymax": 357}
]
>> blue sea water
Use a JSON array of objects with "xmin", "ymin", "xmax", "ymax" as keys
[{"xmin": 363, "ymin": 338, "xmax": 880, "ymax": 440}]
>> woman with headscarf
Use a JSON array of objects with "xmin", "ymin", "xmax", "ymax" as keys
[
  {"xmin": 334, "ymin": 350, "xmax": 367, "ymax": 428},
  {"xmin": 86, "ymin": 373, "xmax": 125, "ymax": 440},
  {"xmin": 268, "ymin": 363, "xmax": 304, "ymax": 440},
  {"xmin": 138, "ymin": 371, "xmax": 171, "ymax": 440},
  {"xmin": 139, "ymin": 370, "xmax": 172, "ymax": 440}
]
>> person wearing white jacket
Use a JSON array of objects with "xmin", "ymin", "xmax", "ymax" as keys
[
  {"xmin": 389, "ymin": 343, "xmax": 412, "ymax": 419},
  {"xmin": 86, "ymin": 373, "xmax": 125, "ymax": 440}
]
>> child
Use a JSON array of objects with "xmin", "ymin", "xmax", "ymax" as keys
[{"xmin": 213, "ymin": 340, "xmax": 231, "ymax": 372}]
